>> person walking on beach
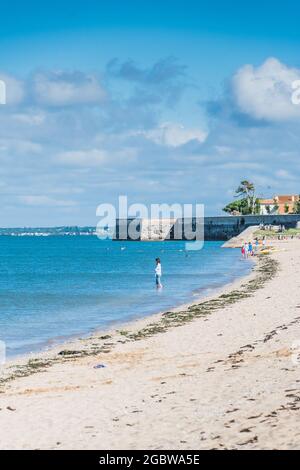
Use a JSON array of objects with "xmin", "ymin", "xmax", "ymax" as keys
[
  {"xmin": 244, "ymin": 242, "xmax": 249, "ymax": 259},
  {"xmin": 155, "ymin": 258, "xmax": 162, "ymax": 288}
]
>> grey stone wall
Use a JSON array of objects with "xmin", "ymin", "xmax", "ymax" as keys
[
  {"xmin": 114, "ymin": 214, "xmax": 300, "ymax": 241},
  {"xmin": 204, "ymin": 214, "xmax": 300, "ymax": 240}
]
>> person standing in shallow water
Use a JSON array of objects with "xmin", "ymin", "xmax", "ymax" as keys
[{"xmin": 155, "ymin": 258, "xmax": 162, "ymax": 288}]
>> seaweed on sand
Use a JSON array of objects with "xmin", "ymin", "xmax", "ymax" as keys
[
  {"xmin": 123, "ymin": 255, "xmax": 279, "ymax": 341},
  {"xmin": 0, "ymin": 358, "xmax": 56, "ymax": 388},
  {"xmin": 0, "ymin": 255, "xmax": 278, "ymax": 388}
]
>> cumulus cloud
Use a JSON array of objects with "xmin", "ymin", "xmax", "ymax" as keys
[
  {"xmin": 1, "ymin": 138, "xmax": 42, "ymax": 155},
  {"xmin": 33, "ymin": 71, "xmax": 106, "ymax": 106},
  {"xmin": 107, "ymin": 57, "xmax": 186, "ymax": 84},
  {"xmin": 2, "ymin": 56, "xmax": 300, "ymax": 225},
  {"xmin": 12, "ymin": 112, "xmax": 46, "ymax": 126},
  {"xmin": 57, "ymin": 149, "xmax": 108, "ymax": 167},
  {"xmin": 19, "ymin": 195, "xmax": 76, "ymax": 207},
  {"xmin": 56, "ymin": 147, "xmax": 138, "ymax": 168},
  {"xmin": 107, "ymin": 57, "xmax": 188, "ymax": 108},
  {"xmin": 232, "ymin": 58, "xmax": 300, "ymax": 122},
  {"xmin": 133, "ymin": 122, "xmax": 207, "ymax": 147}
]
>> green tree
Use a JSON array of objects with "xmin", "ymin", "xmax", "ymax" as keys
[
  {"xmin": 235, "ymin": 180, "xmax": 256, "ymax": 214},
  {"xmin": 293, "ymin": 196, "xmax": 300, "ymax": 214},
  {"xmin": 273, "ymin": 199, "xmax": 279, "ymax": 214},
  {"xmin": 223, "ymin": 180, "xmax": 257, "ymax": 215},
  {"xmin": 223, "ymin": 197, "xmax": 260, "ymax": 215}
]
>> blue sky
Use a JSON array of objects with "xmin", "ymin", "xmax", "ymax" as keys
[{"xmin": 1, "ymin": 1, "xmax": 300, "ymax": 226}]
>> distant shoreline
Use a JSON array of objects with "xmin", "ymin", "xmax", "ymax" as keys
[
  {"xmin": 0, "ymin": 227, "xmax": 99, "ymax": 236},
  {"xmin": 2, "ymin": 212, "xmax": 300, "ymax": 240}
]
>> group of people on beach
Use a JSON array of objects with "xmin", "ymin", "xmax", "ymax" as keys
[
  {"xmin": 241, "ymin": 238, "xmax": 266, "ymax": 259},
  {"xmin": 241, "ymin": 241, "xmax": 255, "ymax": 258}
]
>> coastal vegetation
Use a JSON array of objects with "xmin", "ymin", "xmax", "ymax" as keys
[
  {"xmin": 254, "ymin": 228, "xmax": 300, "ymax": 238},
  {"xmin": 223, "ymin": 180, "xmax": 300, "ymax": 216},
  {"xmin": 223, "ymin": 180, "xmax": 260, "ymax": 215},
  {"xmin": 293, "ymin": 198, "xmax": 300, "ymax": 214}
]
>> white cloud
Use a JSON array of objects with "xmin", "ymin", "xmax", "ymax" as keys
[
  {"xmin": 275, "ymin": 169, "xmax": 296, "ymax": 180},
  {"xmin": 56, "ymin": 147, "xmax": 137, "ymax": 167},
  {"xmin": 12, "ymin": 112, "xmax": 46, "ymax": 126},
  {"xmin": 4, "ymin": 59, "xmax": 300, "ymax": 225},
  {"xmin": 232, "ymin": 58, "xmax": 300, "ymax": 121},
  {"xmin": 19, "ymin": 195, "xmax": 76, "ymax": 207},
  {"xmin": 134, "ymin": 122, "xmax": 207, "ymax": 147},
  {"xmin": 0, "ymin": 138, "xmax": 42, "ymax": 155},
  {"xmin": 57, "ymin": 149, "xmax": 108, "ymax": 166},
  {"xmin": 33, "ymin": 71, "xmax": 106, "ymax": 106}
]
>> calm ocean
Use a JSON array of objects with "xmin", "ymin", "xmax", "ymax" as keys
[{"xmin": 0, "ymin": 237, "xmax": 251, "ymax": 357}]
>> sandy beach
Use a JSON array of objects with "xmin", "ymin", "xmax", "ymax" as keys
[{"xmin": 1, "ymin": 239, "xmax": 300, "ymax": 450}]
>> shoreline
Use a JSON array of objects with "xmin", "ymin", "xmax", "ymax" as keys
[
  {"xmin": 1, "ymin": 239, "xmax": 300, "ymax": 449},
  {"xmin": 1, "ymin": 251, "xmax": 255, "ymax": 375},
  {"xmin": 3, "ymin": 248, "xmax": 253, "ymax": 365}
]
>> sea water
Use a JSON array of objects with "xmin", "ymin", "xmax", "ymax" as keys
[{"xmin": 0, "ymin": 237, "xmax": 251, "ymax": 357}]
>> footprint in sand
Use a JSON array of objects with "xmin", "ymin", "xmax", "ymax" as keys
[{"xmin": 7, "ymin": 406, "xmax": 16, "ymax": 411}]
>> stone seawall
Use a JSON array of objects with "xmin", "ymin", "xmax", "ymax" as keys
[
  {"xmin": 204, "ymin": 214, "xmax": 300, "ymax": 240},
  {"xmin": 114, "ymin": 214, "xmax": 300, "ymax": 241}
]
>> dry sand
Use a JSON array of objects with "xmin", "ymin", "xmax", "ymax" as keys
[{"xmin": 1, "ymin": 239, "xmax": 300, "ymax": 450}]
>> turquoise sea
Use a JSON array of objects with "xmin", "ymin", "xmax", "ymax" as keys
[{"xmin": 0, "ymin": 237, "xmax": 251, "ymax": 357}]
